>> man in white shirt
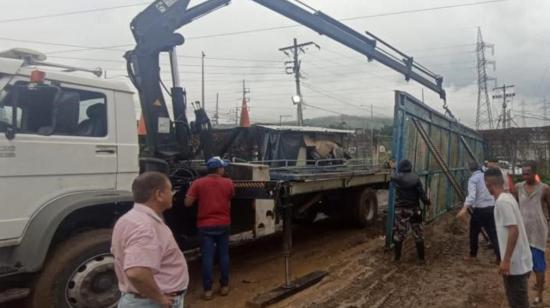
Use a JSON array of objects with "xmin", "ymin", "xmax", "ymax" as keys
[
  {"xmin": 457, "ymin": 162, "xmax": 499, "ymax": 261},
  {"xmin": 484, "ymin": 167, "xmax": 532, "ymax": 308}
]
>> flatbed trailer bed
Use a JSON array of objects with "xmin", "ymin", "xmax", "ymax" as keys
[
  {"xmin": 271, "ymin": 170, "xmax": 390, "ymax": 196},
  {"xmin": 233, "ymin": 163, "xmax": 391, "ymax": 198}
]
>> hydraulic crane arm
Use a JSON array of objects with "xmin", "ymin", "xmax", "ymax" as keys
[
  {"xmin": 126, "ymin": 0, "xmax": 230, "ymax": 160},
  {"xmin": 128, "ymin": 0, "xmax": 446, "ymax": 164},
  {"xmin": 251, "ymin": 0, "xmax": 446, "ymax": 100}
]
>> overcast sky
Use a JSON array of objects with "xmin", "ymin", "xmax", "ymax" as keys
[{"xmin": 1, "ymin": 0, "xmax": 549, "ymax": 128}]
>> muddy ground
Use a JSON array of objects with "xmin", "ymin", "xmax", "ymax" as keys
[
  {"xmin": 185, "ymin": 197, "xmax": 550, "ymax": 308},
  {"xmin": 6, "ymin": 191, "xmax": 550, "ymax": 307}
]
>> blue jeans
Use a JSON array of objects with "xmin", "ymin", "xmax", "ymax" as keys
[
  {"xmin": 118, "ymin": 292, "xmax": 185, "ymax": 308},
  {"xmin": 199, "ymin": 225, "xmax": 230, "ymax": 291}
]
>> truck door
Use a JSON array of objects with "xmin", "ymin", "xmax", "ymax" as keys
[{"xmin": 0, "ymin": 79, "xmax": 117, "ymax": 241}]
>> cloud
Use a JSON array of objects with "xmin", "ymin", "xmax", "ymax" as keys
[{"xmin": 0, "ymin": 0, "xmax": 547, "ymax": 126}]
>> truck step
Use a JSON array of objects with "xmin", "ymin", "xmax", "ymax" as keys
[{"xmin": 0, "ymin": 288, "xmax": 30, "ymax": 303}]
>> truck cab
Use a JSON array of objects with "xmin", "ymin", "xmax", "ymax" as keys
[{"xmin": 0, "ymin": 49, "xmax": 139, "ymax": 307}]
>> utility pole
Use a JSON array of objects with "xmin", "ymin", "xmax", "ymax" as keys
[
  {"xmin": 242, "ymin": 80, "xmax": 250, "ymax": 103},
  {"xmin": 520, "ymin": 100, "xmax": 526, "ymax": 127},
  {"xmin": 214, "ymin": 92, "xmax": 219, "ymax": 126},
  {"xmin": 371, "ymin": 104, "xmax": 376, "ymax": 166},
  {"xmin": 241, "ymin": 80, "xmax": 250, "ymax": 117},
  {"xmin": 279, "ymin": 38, "xmax": 319, "ymax": 126},
  {"xmin": 543, "ymin": 97, "xmax": 549, "ymax": 127},
  {"xmin": 234, "ymin": 107, "xmax": 240, "ymax": 126},
  {"xmin": 492, "ymin": 84, "xmax": 515, "ymax": 129},
  {"xmin": 201, "ymin": 51, "xmax": 205, "ymax": 109},
  {"xmin": 476, "ymin": 27, "xmax": 496, "ymax": 130},
  {"xmin": 492, "ymin": 84, "xmax": 515, "ymax": 170},
  {"xmin": 240, "ymin": 80, "xmax": 251, "ymax": 127}
]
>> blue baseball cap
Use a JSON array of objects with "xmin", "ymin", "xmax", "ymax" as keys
[{"xmin": 206, "ymin": 156, "xmax": 229, "ymax": 169}]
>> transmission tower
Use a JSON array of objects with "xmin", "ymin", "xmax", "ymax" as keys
[{"xmin": 475, "ymin": 27, "xmax": 496, "ymax": 129}]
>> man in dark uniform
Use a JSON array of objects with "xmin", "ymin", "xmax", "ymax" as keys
[{"xmin": 391, "ymin": 159, "xmax": 431, "ymax": 263}]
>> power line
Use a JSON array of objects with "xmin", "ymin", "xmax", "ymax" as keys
[
  {"xmin": 47, "ymin": 52, "xmax": 476, "ymax": 87},
  {"xmin": 303, "ymin": 102, "xmax": 348, "ymax": 116},
  {"xmin": 0, "ymin": 2, "xmax": 149, "ymax": 24},
  {"xmin": 185, "ymin": 0, "xmax": 508, "ymax": 40},
  {"xmin": 0, "ymin": 36, "xmax": 130, "ymax": 52},
  {"xmin": 301, "ymin": 82, "xmax": 364, "ymax": 111},
  {"xmin": 48, "ymin": 55, "xmax": 282, "ymax": 69},
  {"xmin": 7, "ymin": 0, "xmax": 507, "ymax": 55},
  {"xmin": 48, "ymin": 54, "xmax": 476, "ymax": 80},
  {"xmin": 407, "ymin": 43, "xmax": 476, "ymax": 53},
  {"xmin": 300, "ymin": 82, "xmax": 390, "ymax": 117},
  {"xmin": 342, "ymin": 0, "xmax": 507, "ymax": 21}
]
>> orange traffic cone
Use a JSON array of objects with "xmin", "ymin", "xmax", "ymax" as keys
[
  {"xmin": 138, "ymin": 114, "xmax": 147, "ymax": 136},
  {"xmin": 240, "ymin": 97, "xmax": 250, "ymax": 127}
]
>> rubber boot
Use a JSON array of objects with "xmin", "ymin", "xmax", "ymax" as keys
[
  {"xmin": 416, "ymin": 240, "xmax": 426, "ymax": 265},
  {"xmin": 394, "ymin": 241, "xmax": 402, "ymax": 262}
]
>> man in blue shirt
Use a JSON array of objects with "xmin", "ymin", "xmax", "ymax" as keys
[{"xmin": 457, "ymin": 162, "xmax": 500, "ymax": 261}]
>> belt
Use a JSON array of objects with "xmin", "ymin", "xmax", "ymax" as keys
[
  {"xmin": 167, "ymin": 290, "xmax": 186, "ymax": 296},
  {"xmin": 472, "ymin": 206, "xmax": 494, "ymax": 210},
  {"xmin": 129, "ymin": 289, "xmax": 185, "ymax": 299}
]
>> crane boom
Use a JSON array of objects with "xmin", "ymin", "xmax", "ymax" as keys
[
  {"xmin": 127, "ymin": 0, "xmax": 446, "ymax": 163},
  {"xmin": 252, "ymin": 0, "xmax": 445, "ymax": 100}
]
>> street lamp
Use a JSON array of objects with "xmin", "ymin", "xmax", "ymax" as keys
[{"xmin": 291, "ymin": 95, "xmax": 302, "ymax": 105}]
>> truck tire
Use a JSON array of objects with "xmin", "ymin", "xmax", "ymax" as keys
[
  {"xmin": 348, "ymin": 187, "xmax": 378, "ymax": 227},
  {"xmin": 27, "ymin": 229, "xmax": 119, "ymax": 308}
]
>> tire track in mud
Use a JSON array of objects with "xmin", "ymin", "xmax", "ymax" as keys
[{"xmin": 276, "ymin": 212, "xmax": 508, "ymax": 308}]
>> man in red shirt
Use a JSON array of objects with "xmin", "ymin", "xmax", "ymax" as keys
[{"xmin": 185, "ymin": 156, "xmax": 234, "ymax": 300}]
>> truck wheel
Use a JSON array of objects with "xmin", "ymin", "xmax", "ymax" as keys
[
  {"xmin": 27, "ymin": 229, "xmax": 119, "ymax": 308},
  {"xmin": 349, "ymin": 187, "xmax": 378, "ymax": 227}
]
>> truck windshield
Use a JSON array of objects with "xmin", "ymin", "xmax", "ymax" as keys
[{"xmin": 0, "ymin": 79, "xmax": 57, "ymax": 134}]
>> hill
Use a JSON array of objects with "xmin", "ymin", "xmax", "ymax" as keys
[{"xmin": 301, "ymin": 115, "xmax": 393, "ymax": 130}]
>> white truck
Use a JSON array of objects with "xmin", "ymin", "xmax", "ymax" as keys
[
  {"xmin": 0, "ymin": 0, "xmax": 449, "ymax": 306},
  {"xmin": 0, "ymin": 49, "xmax": 139, "ymax": 307},
  {"xmin": 0, "ymin": 49, "xmax": 386, "ymax": 308}
]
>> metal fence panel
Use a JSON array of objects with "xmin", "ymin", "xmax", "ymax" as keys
[{"xmin": 386, "ymin": 91, "xmax": 484, "ymax": 247}]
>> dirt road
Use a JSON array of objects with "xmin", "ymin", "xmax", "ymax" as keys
[
  {"xmin": 185, "ymin": 207, "xmax": 549, "ymax": 308},
  {"xmin": 6, "ymin": 193, "xmax": 550, "ymax": 307}
]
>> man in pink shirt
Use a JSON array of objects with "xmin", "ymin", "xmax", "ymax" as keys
[{"xmin": 112, "ymin": 172, "xmax": 189, "ymax": 308}]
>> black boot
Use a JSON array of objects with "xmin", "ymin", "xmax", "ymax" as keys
[
  {"xmin": 394, "ymin": 241, "xmax": 402, "ymax": 262},
  {"xmin": 416, "ymin": 240, "xmax": 426, "ymax": 265}
]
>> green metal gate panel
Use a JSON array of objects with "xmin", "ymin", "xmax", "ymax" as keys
[{"xmin": 386, "ymin": 91, "xmax": 484, "ymax": 247}]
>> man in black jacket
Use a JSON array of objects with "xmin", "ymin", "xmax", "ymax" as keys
[{"xmin": 391, "ymin": 159, "xmax": 431, "ymax": 263}]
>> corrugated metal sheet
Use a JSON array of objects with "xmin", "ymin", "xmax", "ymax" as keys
[{"xmin": 386, "ymin": 91, "xmax": 485, "ymax": 247}]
